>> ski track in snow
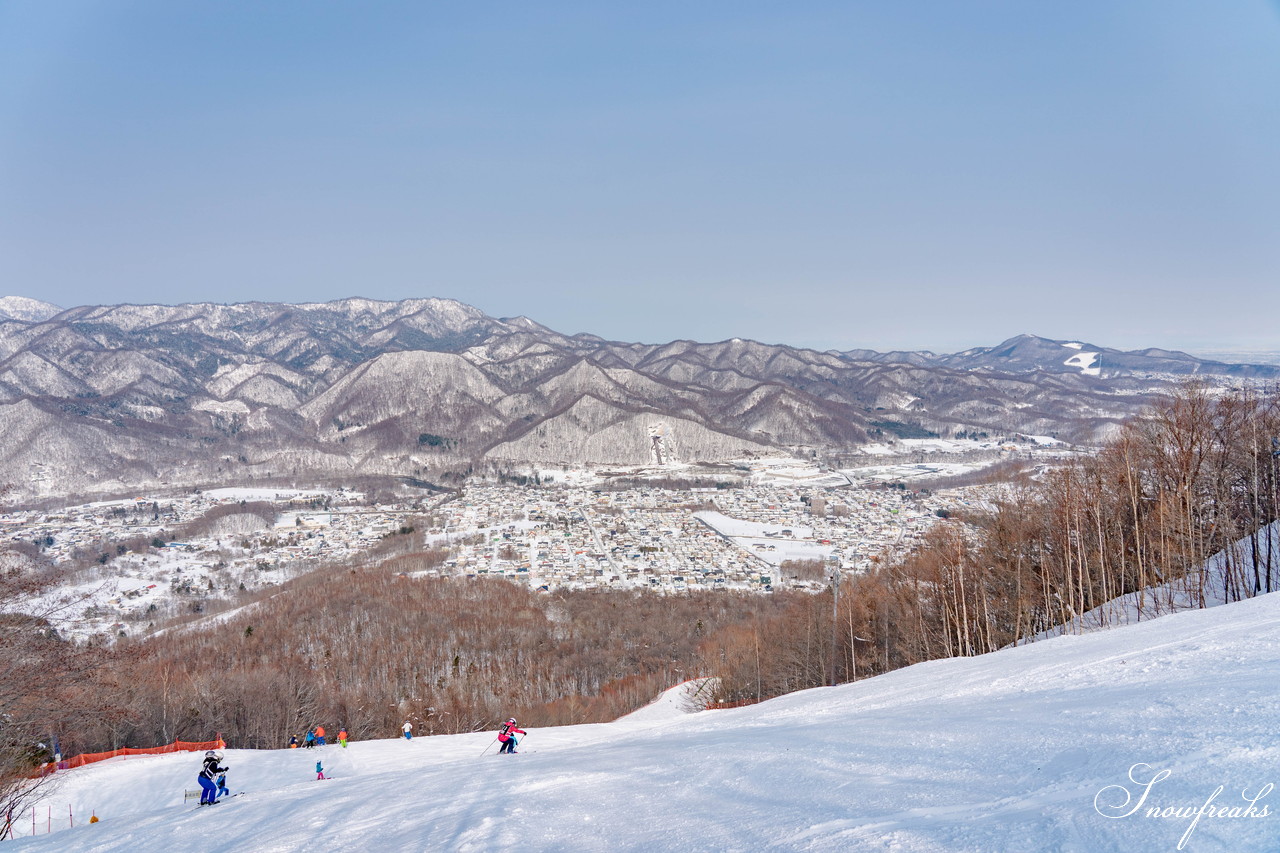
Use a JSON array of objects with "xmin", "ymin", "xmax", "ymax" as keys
[{"xmin": 11, "ymin": 596, "xmax": 1280, "ymax": 852}]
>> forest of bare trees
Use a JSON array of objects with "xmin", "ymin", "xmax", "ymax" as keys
[
  {"xmin": 0, "ymin": 568, "xmax": 123, "ymax": 826},
  {"xmin": 36, "ymin": 561, "xmax": 797, "ymax": 757},
  {"xmin": 705, "ymin": 384, "xmax": 1280, "ymax": 703}
]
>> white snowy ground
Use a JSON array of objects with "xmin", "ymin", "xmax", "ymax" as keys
[
  {"xmin": 199, "ymin": 488, "xmax": 332, "ymax": 502},
  {"xmin": 837, "ymin": 461, "xmax": 990, "ymax": 486},
  {"xmin": 13, "ymin": 592, "xmax": 1280, "ymax": 852},
  {"xmin": 694, "ymin": 511, "xmax": 833, "ymax": 566}
]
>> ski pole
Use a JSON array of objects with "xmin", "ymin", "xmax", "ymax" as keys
[{"xmin": 479, "ymin": 736, "xmax": 499, "ymax": 757}]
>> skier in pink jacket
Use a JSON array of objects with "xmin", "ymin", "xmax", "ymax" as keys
[{"xmin": 497, "ymin": 718, "xmax": 526, "ymax": 754}]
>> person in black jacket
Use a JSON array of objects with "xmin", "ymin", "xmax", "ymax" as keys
[{"xmin": 198, "ymin": 750, "xmax": 228, "ymax": 805}]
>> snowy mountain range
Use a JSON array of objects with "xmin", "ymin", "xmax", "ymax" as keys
[
  {"xmin": 15, "ymin": 585, "xmax": 1279, "ymax": 851},
  {"xmin": 2, "ymin": 296, "xmax": 1276, "ymax": 498}
]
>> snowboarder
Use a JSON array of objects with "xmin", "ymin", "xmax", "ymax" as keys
[
  {"xmin": 338, "ymin": 727, "xmax": 348, "ymax": 748},
  {"xmin": 315, "ymin": 725, "xmax": 327, "ymax": 746},
  {"xmin": 316, "ymin": 760, "xmax": 325, "ymax": 780},
  {"xmin": 198, "ymin": 750, "xmax": 227, "ymax": 805},
  {"xmin": 402, "ymin": 721, "xmax": 413, "ymax": 740},
  {"xmin": 497, "ymin": 718, "xmax": 526, "ymax": 754}
]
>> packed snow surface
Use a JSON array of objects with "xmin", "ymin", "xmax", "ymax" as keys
[{"xmin": 14, "ymin": 592, "xmax": 1279, "ymax": 851}]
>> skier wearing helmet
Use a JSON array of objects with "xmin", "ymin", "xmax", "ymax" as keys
[
  {"xmin": 198, "ymin": 750, "xmax": 228, "ymax": 805},
  {"xmin": 497, "ymin": 718, "xmax": 526, "ymax": 754}
]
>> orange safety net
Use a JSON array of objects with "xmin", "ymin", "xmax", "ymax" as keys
[{"xmin": 40, "ymin": 738, "xmax": 226, "ymax": 775}]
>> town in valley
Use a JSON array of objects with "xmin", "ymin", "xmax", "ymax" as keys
[{"xmin": 2, "ymin": 437, "xmax": 1069, "ymax": 641}]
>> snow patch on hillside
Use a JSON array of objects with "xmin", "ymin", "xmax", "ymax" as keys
[
  {"xmin": 617, "ymin": 678, "xmax": 718, "ymax": 722},
  {"xmin": 1026, "ymin": 521, "xmax": 1280, "ymax": 643},
  {"xmin": 192, "ymin": 399, "xmax": 251, "ymax": 416},
  {"xmin": 1063, "ymin": 348, "xmax": 1102, "ymax": 376}
]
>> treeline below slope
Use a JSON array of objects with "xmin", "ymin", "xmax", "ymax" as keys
[
  {"xmin": 706, "ymin": 383, "xmax": 1280, "ymax": 703},
  {"xmin": 38, "ymin": 565, "xmax": 800, "ymax": 755}
]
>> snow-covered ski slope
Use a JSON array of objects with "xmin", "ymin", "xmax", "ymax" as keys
[{"xmin": 15, "ymin": 593, "xmax": 1280, "ymax": 852}]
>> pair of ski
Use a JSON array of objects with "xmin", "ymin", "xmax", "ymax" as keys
[{"xmin": 194, "ymin": 792, "xmax": 244, "ymax": 809}]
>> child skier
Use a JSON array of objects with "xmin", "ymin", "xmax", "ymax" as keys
[
  {"xmin": 198, "ymin": 750, "xmax": 228, "ymax": 805},
  {"xmin": 304, "ymin": 729, "xmax": 315, "ymax": 749},
  {"xmin": 216, "ymin": 771, "xmax": 231, "ymax": 799},
  {"xmin": 288, "ymin": 734, "xmax": 299, "ymax": 749},
  {"xmin": 316, "ymin": 760, "xmax": 325, "ymax": 780},
  {"xmin": 402, "ymin": 721, "xmax": 413, "ymax": 740},
  {"xmin": 497, "ymin": 718, "xmax": 526, "ymax": 754},
  {"xmin": 338, "ymin": 727, "xmax": 348, "ymax": 748}
]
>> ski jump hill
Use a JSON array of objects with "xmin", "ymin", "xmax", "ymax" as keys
[{"xmin": 13, "ymin": 592, "xmax": 1279, "ymax": 852}]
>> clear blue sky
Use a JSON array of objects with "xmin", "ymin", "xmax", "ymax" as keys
[{"xmin": 1, "ymin": 1, "xmax": 1277, "ymax": 352}]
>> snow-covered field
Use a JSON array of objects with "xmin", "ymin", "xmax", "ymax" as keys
[
  {"xmin": 694, "ymin": 510, "xmax": 834, "ymax": 566},
  {"xmin": 14, "ymin": 590, "xmax": 1279, "ymax": 851},
  {"xmin": 838, "ymin": 460, "xmax": 988, "ymax": 485}
]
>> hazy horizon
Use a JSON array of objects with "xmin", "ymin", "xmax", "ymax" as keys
[{"xmin": 8, "ymin": 291, "xmax": 1280, "ymax": 361}]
